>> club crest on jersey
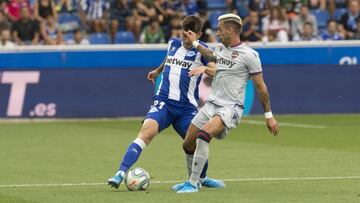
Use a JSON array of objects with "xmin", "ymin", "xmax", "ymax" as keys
[
  {"xmin": 186, "ymin": 51, "xmax": 196, "ymax": 57},
  {"xmin": 231, "ymin": 51, "xmax": 239, "ymax": 59}
]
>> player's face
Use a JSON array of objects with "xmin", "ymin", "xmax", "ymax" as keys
[
  {"xmin": 182, "ymin": 30, "xmax": 199, "ymax": 48},
  {"xmin": 216, "ymin": 21, "xmax": 231, "ymax": 46}
]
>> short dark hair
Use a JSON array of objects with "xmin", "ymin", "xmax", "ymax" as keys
[
  {"xmin": 327, "ymin": 19, "xmax": 337, "ymax": 26},
  {"xmin": 182, "ymin": 15, "xmax": 203, "ymax": 33}
]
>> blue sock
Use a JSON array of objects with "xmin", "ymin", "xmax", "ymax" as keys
[
  {"xmin": 200, "ymin": 160, "xmax": 208, "ymax": 179},
  {"xmin": 119, "ymin": 138, "xmax": 146, "ymax": 173}
]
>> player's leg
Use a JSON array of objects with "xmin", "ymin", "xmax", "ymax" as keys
[
  {"xmin": 108, "ymin": 100, "xmax": 173, "ymax": 189},
  {"xmin": 107, "ymin": 119, "xmax": 159, "ymax": 188},
  {"xmin": 177, "ymin": 115, "xmax": 225, "ymax": 193},
  {"xmin": 182, "ymin": 122, "xmax": 225, "ymax": 189},
  {"xmin": 177, "ymin": 105, "xmax": 242, "ymax": 193},
  {"xmin": 171, "ymin": 109, "xmax": 209, "ymax": 179},
  {"xmin": 171, "ymin": 123, "xmax": 202, "ymax": 191}
]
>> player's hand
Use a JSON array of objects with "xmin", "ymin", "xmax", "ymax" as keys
[
  {"xmin": 183, "ymin": 30, "xmax": 197, "ymax": 42},
  {"xmin": 266, "ymin": 117, "xmax": 279, "ymax": 136},
  {"xmin": 189, "ymin": 66, "xmax": 206, "ymax": 76},
  {"xmin": 147, "ymin": 69, "xmax": 159, "ymax": 84}
]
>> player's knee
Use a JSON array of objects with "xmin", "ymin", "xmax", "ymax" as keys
[
  {"xmin": 182, "ymin": 141, "xmax": 195, "ymax": 155},
  {"xmin": 138, "ymin": 127, "xmax": 157, "ymax": 145}
]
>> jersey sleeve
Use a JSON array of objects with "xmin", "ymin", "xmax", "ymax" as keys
[
  {"xmin": 166, "ymin": 38, "xmax": 176, "ymax": 55},
  {"xmin": 246, "ymin": 50, "xmax": 262, "ymax": 74}
]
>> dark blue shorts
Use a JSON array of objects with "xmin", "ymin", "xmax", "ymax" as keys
[{"xmin": 145, "ymin": 97, "xmax": 198, "ymax": 139}]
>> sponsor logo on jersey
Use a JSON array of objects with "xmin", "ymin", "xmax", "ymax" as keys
[
  {"xmin": 217, "ymin": 57, "xmax": 236, "ymax": 68},
  {"xmin": 231, "ymin": 51, "xmax": 239, "ymax": 59},
  {"xmin": 166, "ymin": 57, "xmax": 192, "ymax": 69}
]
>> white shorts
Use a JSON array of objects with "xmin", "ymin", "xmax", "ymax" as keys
[{"xmin": 191, "ymin": 102, "xmax": 243, "ymax": 139}]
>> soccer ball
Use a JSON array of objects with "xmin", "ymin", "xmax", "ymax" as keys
[{"xmin": 125, "ymin": 167, "xmax": 150, "ymax": 191}]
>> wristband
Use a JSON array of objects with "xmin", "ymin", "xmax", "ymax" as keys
[
  {"xmin": 264, "ymin": 112, "xmax": 273, "ymax": 119},
  {"xmin": 192, "ymin": 41, "xmax": 200, "ymax": 49}
]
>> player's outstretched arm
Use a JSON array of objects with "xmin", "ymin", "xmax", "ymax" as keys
[
  {"xmin": 251, "ymin": 72, "xmax": 279, "ymax": 136},
  {"xmin": 183, "ymin": 31, "xmax": 216, "ymax": 63},
  {"xmin": 188, "ymin": 62, "xmax": 216, "ymax": 77},
  {"xmin": 147, "ymin": 56, "xmax": 167, "ymax": 84}
]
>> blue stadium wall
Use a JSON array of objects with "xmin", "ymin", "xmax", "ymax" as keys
[{"xmin": 0, "ymin": 41, "xmax": 359, "ymax": 118}]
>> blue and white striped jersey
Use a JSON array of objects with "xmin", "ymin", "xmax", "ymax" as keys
[{"xmin": 156, "ymin": 38, "xmax": 209, "ymax": 108}]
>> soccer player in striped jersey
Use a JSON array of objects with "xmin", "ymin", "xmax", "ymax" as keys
[
  {"xmin": 174, "ymin": 13, "xmax": 279, "ymax": 193},
  {"xmin": 108, "ymin": 15, "xmax": 225, "ymax": 190}
]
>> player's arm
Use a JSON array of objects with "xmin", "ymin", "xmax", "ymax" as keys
[
  {"xmin": 251, "ymin": 72, "xmax": 279, "ymax": 136},
  {"xmin": 188, "ymin": 62, "xmax": 216, "ymax": 78},
  {"xmin": 183, "ymin": 30, "xmax": 217, "ymax": 63},
  {"xmin": 147, "ymin": 56, "xmax": 167, "ymax": 84}
]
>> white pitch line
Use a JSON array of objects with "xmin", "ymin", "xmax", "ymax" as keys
[
  {"xmin": 243, "ymin": 120, "xmax": 327, "ymax": 129},
  {"xmin": 0, "ymin": 118, "xmax": 327, "ymax": 129},
  {"xmin": 1, "ymin": 176, "xmax": 359, "ymax": 188}
]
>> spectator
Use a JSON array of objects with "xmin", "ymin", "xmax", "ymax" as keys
[
  {"xmin": 12, "ymin": 7, "xmax": 39, "ymax": 45},
  {"xmin": 225, "ymin": 0, "xmax": 238, "ymax": 14},
  {"xmin": 321, "ymin": 19, "xmax": 343, "ymax": 40},
  {"xmin": 34, "ymin": 0, "xmax": 57, "ymax": 23},
  {"xmin": 339, "ymin": 0, "xmax": 359, "ymax": 39},
  {"xmin": 0, "ymin": 0, "xmax": 7, "ymax": 11},
  {"xmin": 5, "ymin": 0, "xmax": 31, "ymax": 22},
  {"xmin": 198, "ymin": 9, "xmax": 216, "ymax": 42},
  {"xmin": 0, "ymin": 10, "xmax": 11, "ymax": 32},
  {"xmin": 282, "ymin": 0, "xmax": 305, "ymax": 19},
  {"xmin": 166, "ymin": 13, "xmax": 182, "ymax": 40},
  {"xmin": 109, "ymin": 0, "xmax": 133, "ymax": 43},
  {"xmin": 131, "ymin": 0, "xmax": 156, "ymax": 41},
  {"xmin": 0, "ymin": 28, "xmax": 15, "ymax": 47},
  {"xmin": 56, "ymin": 0, "xmax": 77, "ymax": 13},
  {"xmin": 249, "ymin": 0, "xmax": 270, "ymax": 19},
  {"xmin": 153, "ymin": 0, "xmax": 174, "ymax": 26},
  {"xmin": 291, "ymin": 5, "xmax": 318, "ymax": 39},
  {"xmin": 308, "ymin": 0, "xmax": 326, "ymax": 10},
  {"xmin": 328, "ymin": 0, "xmax": 347, "ymax": 17},
  {"xmin": 80, "ymin": 0, "xmax": 109, "ymax": 33},
  {"xmin": 241, "ymin": 10, "xmax": 263, "ymax": 42},
  {"xmin": 353, "ymin": 19, "xmax": 360, "ymax": 39},
  {"xmin": 180, "ymin": 0, "xmax": 198, "ymax": 16},
  {"xmin": 139, "ymin": 17, "xmax": 165, "ymax": 43},
  {"xmin": 262, "ymin": 6, "xmax": 289, "ymax": 42},
  {"xmin": 293, "ymin": 22, "xmax": 319, "ymax": 41},
  {"xmin": 40, "ymin": 14, "xmax": 64, "ymax": 45},
  {"xmin": 66, "ymin": 28, "xmax": 89, "ymax": 44}
]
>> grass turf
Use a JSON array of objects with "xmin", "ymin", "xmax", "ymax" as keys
[{"xmin": 0, "ymin": 114, "xmax": 359, "ymax": 203}]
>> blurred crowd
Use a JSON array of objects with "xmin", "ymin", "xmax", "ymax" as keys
[{"xmin": 0, "ymin": 0, "xmax": 359, "ymax": 47}]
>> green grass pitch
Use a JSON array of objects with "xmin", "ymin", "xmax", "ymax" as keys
[{"xmin": 0, "ymin": 114, "xmax": 359, "ymax": 203}]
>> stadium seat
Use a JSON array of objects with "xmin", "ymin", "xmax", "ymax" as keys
[
  {"xmin": 207, "ymin": 0, "xmax": 226, "ymax": 9},
  {"xmin": 310, "ymin": 9, "xmax": 330, "ymax": 30},
  {"xmin": 87, "ymin": 33, "xmax": 110, "ymax": 44},
  {"xmin": 114, "ymin": 31, "xmax": 136, "ymax": 44},
  {"xmin": 333, "ymin": 8, "xmax": 347, "ymax": 21},
  {"xmin": 63, "ymin": 32, "xmax": 74, "ymax": 41},
  {"xmin": 209, "ymin": 10, "xmax": 225, "ymax": 29},
  {"xmin": 58, "ymin": 13, "xmax": 81, "ymax": 33},
  {"xmin": 236, "ymin": 1, "xmax": 249, "ymax": 19}
]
